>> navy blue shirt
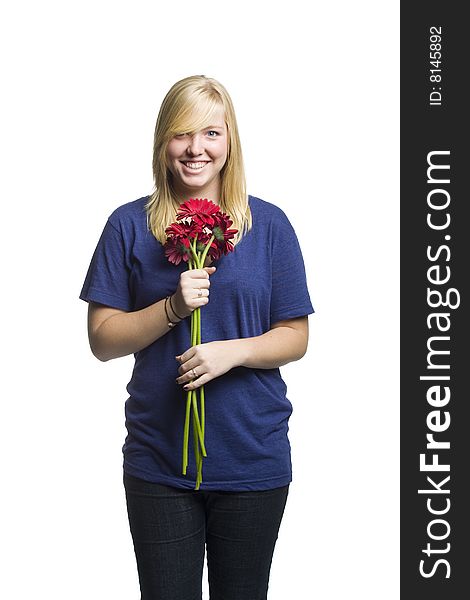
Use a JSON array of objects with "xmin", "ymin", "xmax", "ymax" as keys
[{"xmin": 79, "ymin": 195, "xmax": 314, "ymax": 490}]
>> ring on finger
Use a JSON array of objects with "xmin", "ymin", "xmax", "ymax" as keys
[
  {"xmin": 197, "ymin": 289, "xmax": 202, "ymax": 297},
  {"xmin": 191, "ymin": 368, "xmax": 198, "ymax": 379}
]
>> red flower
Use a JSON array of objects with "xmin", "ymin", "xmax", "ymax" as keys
[
  {"xmin": 164, "ymin": 199, "xmax": 238, "ymax": 264},
  {"xmin": 165, "ymin": 220, "xmax": 202, "ymax": 240},
  {"xmin": 210, "ymin": 212, "xmax": 238, "ymax": 258},
  {"xmin": 176, "ymin": 198, "xmax": 220, "ymax": 227},
  {"xmin": 164, "ymin": 236, "xmax": 192, "ymax": 265}
]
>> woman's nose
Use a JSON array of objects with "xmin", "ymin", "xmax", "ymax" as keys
[{"xmin": 187, "ymin": 133, "xmax": 203, "ymax": 156}]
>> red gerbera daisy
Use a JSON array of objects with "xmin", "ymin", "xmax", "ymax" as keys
[
  {"xmin": 210, "ymin": 212, "xmax": 238, "ymax": 257},
  {"xmin": 163, "ymin": 235, "xmax": 192, "ymax": 265},
  {"xmin": 176, "ymin": 198, "xmax": 221, "ymax": 228},
  {"xmin": 165, "ymin": 220, "xmax": 203, "ymax": 241}
]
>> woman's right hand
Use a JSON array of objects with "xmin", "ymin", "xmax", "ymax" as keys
[{"xmin": 171, "ymin": 266, "xmax": 216, "ymax": 319}]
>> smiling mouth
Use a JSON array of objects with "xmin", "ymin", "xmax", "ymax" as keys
[{"xmin": 181, "ymin": 161, "xmax": 209, "ymax": 171}]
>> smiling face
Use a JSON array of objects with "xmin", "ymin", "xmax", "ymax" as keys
[{"xmin": 166, "ymin": 103, "xmax": 228, "ymax": 201}]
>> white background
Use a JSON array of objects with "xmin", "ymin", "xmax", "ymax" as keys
[{"xmin": 0, "ymin": 1, "xmax": 399, "ymax": 598}]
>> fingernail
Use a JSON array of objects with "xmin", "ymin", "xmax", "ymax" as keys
[{"xmin": 183, "ymin": 385, "xmax": 189, "ymax": 391}]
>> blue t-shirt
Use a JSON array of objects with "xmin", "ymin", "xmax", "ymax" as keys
[{"xmin": 79, "ymin": 195, "xmax": 314, "ymax": 491}]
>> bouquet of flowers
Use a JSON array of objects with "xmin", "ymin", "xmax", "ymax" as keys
[{"xmin": 164, "ymin": 198, "xmax": 237, "ymax": 489}]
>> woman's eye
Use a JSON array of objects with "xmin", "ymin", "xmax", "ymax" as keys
[{"xmin": 207, "ymin": 130, "xmax": 218, "ymax": 137}]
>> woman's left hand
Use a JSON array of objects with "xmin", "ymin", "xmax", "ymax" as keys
[{"xmin": 175, "ymin": 340, "xmax": 239, "ymax": 391}]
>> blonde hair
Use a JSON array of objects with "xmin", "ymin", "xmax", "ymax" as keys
[{"xmin": 145, "ymin": 75, "xmax": 252, "ymax": 246}]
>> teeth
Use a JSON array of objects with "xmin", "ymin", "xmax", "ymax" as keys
[{"xmin": 184, "ymin": 162, "xmax": 207, "ymax": 170}]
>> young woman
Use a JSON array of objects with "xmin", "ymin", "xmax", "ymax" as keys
[{"xmin": 80, "ymin": 75, "xmax": 314, "ymax": 600}]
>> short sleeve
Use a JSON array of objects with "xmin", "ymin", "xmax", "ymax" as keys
[
  {"xmin": 79, "ymin": 218, "xmax": 133, "ymax": 311},
  {"xmin": 270, "ymin": 209, "xmax": 314, "ymax": 325}
]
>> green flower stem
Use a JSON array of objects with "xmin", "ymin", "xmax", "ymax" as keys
[
  {"xmin": 191, "ymin": 392, "xmax": 207, "ymax": 456},
  {"xmin": 190, "ymin": 309, "xmax": 194, "ymax": 345},
  {"xmin": 190, "ymin": 236, "xmax": 199, "ymax": 265},
  {"xmin": 196, "ymin": 306, "xmax": 200, "ymax": 341},
  {"xmin": 191, "ymin": 309, "xmax": 198, "ymax": 347},
  {"xmin": 182, "ymin": 392, "xmax": 191, "ymax": 475},
  {"xmin": 195, "ymin": 244, "xmax": 209, "ymax": 487},
  {"xmin": 181, "ymin": 236, "xmax": 214, "ymax": 488},
  {"xmin": 200, "ymin": 385, "xmax": 205, "ymax": 439},
  {"xmin": 182, "ymin": 257, "xmax": 195, "ymax": 477},
  {"xmin": 196, "ymin": 456, "xmax": 202, "ymax": 490},
  {"xmin": 200, "ymin": 234, "xmax": 215, "ymax": 267},
  {"xmin": 196, "ymin": 308, "xmax": 205, "ymax": 439},
  {"xmin": 193, "ymin": 409, "xmax": 201, "ymax": 490}
]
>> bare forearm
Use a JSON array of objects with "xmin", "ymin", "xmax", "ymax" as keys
[
  {"xmin": 92, "ymin": 297, "xmax": 181, "ymax": 361},
  {"xmin": 90, "ymin": 267, "xmax": 216, "ymax": 362},
  {"xmin": 229, "ymin": 325, "xmax": 308, "ymax": 370},
  {"xmin": 174, "ymin": 317, "xmax": 310, "ymax": 391}
]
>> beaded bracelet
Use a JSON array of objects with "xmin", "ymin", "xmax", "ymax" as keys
[
  {"xmin": 168, "ymin": 294, "xmax": 185, "ymax": 321},
  {"xmin": 164, "ymin": 296, "xmax": 179, "ymax": 328}
]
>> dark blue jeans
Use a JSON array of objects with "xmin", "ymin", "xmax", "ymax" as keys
[{"xmin": 123, "ymin": 472, "xmax": 289, "ymax": 600}]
